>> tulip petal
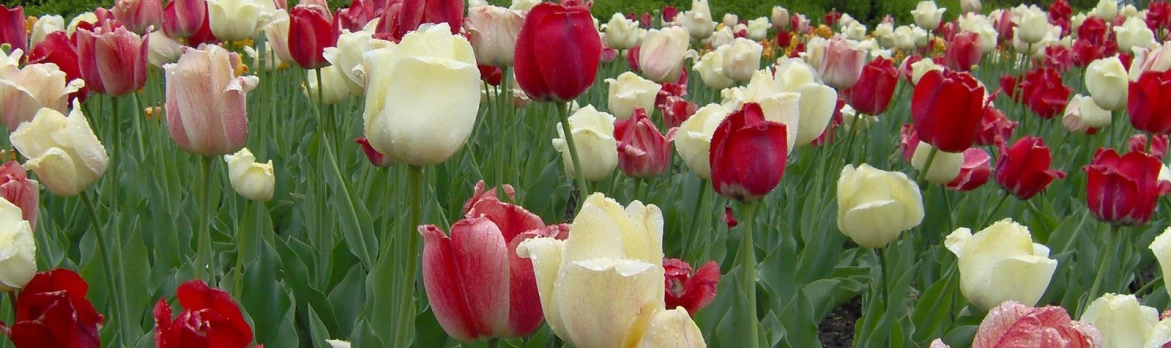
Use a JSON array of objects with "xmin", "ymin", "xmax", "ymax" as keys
[
  {"xmin": 555, "ymin": 258, "xmax": 661, "ymax": 348},
  {"xmin": 515, "ymin": 237, "xmax": 567, "ymax": 339}
]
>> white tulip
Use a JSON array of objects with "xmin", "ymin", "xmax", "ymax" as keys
[
  {"xmin": 552, "ymin": 106, "xmax": 618, "ymax": 182},
  {"xmin": 606, "ymin": 72, "xmax": 661, "ymax": 120},
  {"xmin": 945, "ymin": 219, "xmax": 1057, "ymax": 310},
  {"xmin": 224, "ymin": 147, "xmax": 274, "ymax": 201}
]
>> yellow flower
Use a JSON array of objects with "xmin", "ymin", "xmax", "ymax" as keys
[
  {"xmin": 934, "ymin": 37, "xmax": 947, "ymax": 52},
  {"xmin": 816, "ymin": 25, "xmax": 833, "ymax": 38},
  {"xmin": 25, "ymin": 16, "xmax": 36, "ymax": 35}
]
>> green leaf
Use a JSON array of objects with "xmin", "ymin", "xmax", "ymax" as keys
[
  {"xmin": 242, "ymin": 240, "xmax": 287, "ymax": 345},
  {"xmin": 307, "ymin": 306, "xmax": 332, "ymax": 347},
  {"xmin": 910, "ymin": 270, "xmax": 958, "ymax": 344},
  {"xmin": 321, "ymin": 140, "xmax": 377, "ymax": 270}
]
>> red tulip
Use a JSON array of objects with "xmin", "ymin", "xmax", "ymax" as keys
[
  {"xmin": 937, "ymin": 22, "xmax": 957, "ymax": 42},
  {"xmin": 823, "ymin": 9, "xmax": 840, "ymax": 27},
  {"xmin": 659, "ymin": 95, "xmax": 697, "ymax": 128},
  {"xmin": 420, "ymin": 181, "xmax": 568, "ymax": 341},
  {"xmin": 513, "ymin": 2, "xmax": 601, "ymax": 103},
  {"xmin": 1127, "ymin": 134, "xmax": 1169, "ymax": 158},
  {"xmin": 162, "ymin": 0, "xmax": 207, "ymax": 38},
  {"xmin": 374, "ymin": 0, "xmax": 464, "ymax": 43},
  {"xmin": 661, "ymin": 5, "xmax": 678, "ymax": 23},
  {"xmin": 1041, "ymin": 45, "xmax": 1072, "ymax": 73},
  {"xmin": 946, "ymin": 148, "xmax": 992, "ymax": 192},
  {"xmin": 615, "ymin": 108, "xmax": 673, "ymax": 178},
  {"xmin": 999, "ymin": 74, "xmax": 1021, "ymax": 102},
  {"xmin": 1071, "ymin": 39, "xmax": 1104, "ymax": 68},
  {"xmin": 288, "ymin": 4, "xmax": 338, "ymax": 69},
  {"xmin": 336, "ymin": 0, "xmax": 380, "ymax": 32},
  {"xmin": 0, "ymin": 6, "xmax": 25, "ymax": 55},
  {"xmin": 1083, "ymin": 148, "xmax": 1171, "ymax": 226},
  {"xmin": 185, "ymin": 10, "xmax": 219, "ymax": 47},
  {"xmin": 1149, "ymin": 0, "xmax": 1171, "ymax": 31},
  {"xmin": 709, "ymin": 103, "xmax": 788, "ymax": 202},
  {"xmin": 1129, "ymin": 69, "xmax": 1171, "ymax": 134},
  {"xmin": 75, "ymin": 22, "xmax": 149, "ymax": 97},
  {"xmin": 900, "ymin": 123, "xmax": 919, "ymax": 162},
  {"xmin": 663, "ymin": 258, "xmax": 719, "ymax": 316},
  {"xmin": 995, "ymin": 136, "xmax": 1066, "ymax": 200},
  {"xmin": 911, "ymin": 69, "xmax": 986, "ymax": 153},
  {"xmin": 27, "ymin": 32, "xmax": 88, "ymax": 104},
  {"xmin": 976, "ymin": 106, "xmax": 1016, "ymax": 146},
  {"xmin": 1019, "ymin": 68, "xmax": 1072, "ymax": 120},
  {"xmin": 0, "ymin": 161, "xmax": 38, "ymax": 230},
  {"xmin": 627, "ymin": 45, "xmax": 642, "ymax": 73},
  {"xmin": 114, "ymin": 0, "xmax": 164, "ymax": 35},
  {"xmin": 1078, "ymin": 16, "xmax": 1108, "ymax": 45},
  {"xmin": 842, "ymin": 57, "xmax": 898, "ymax": 115},
  {"xmin": 154, "ymin": 280, "xmax": 254, "ymax": 348},
  {"xmin": 1048, "ymin": 0, "xmax": 1072, "ymax": 23},
  {"xmin": 775, "ymin": 30, "xmax": 792, "ymax": 49},
  {"xmin": 478, "ymin": 64, "xmax": 503, "ymax": 86},
  {"xmin": 6, "ymin": 269, "xmax": 103, "ymax": 348},
  {"xmin": 972, "ymin": 301, "xmax": 1099, "ymax": 348},
  {"xmin": 724, "ymin": 205, "xmax": 738, "ymax": 228},
  {"xmin": 356, "ymin": 137, "xmax": 394, "ymax": 168},
  {"xmin": 994, "ymin": 9, "xmax": 1015, "ymax": 43}
]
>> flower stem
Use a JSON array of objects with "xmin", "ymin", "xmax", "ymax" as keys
[
  {"xmin": 393, "ymin": 166, "xmax": 424, "ymax": 347},
  {"xmin": 684, "ymin": 180, "xmax": 709, "ymax": 261},
  {"xmin": 877, "ymin": 247, "xmax": 889, "ymax": 315},
  {"xmin": 81, "ymin": 191, "xmax": 132, "ymax": 345},
  {"xmin": 557, "ymin": 102, "xmax": 591, "ymax": 201},
  {"xmin": 195, "ymin": 156, "xmax": 215, "ymax": 282},
  {"xmin": 1087, "ymin": 225, "xmax": 1120, "ymax": 304},
  {"xmin": 978, "ymin": 192, "xmax": 1012, "ymax": 228},
  {"xmin": 915, "ymin": 146, "xmax": 939, "ymax": 188},
  {"xmin": 738, "ymin": 201, "xmax": 761, "ymax": 348}
]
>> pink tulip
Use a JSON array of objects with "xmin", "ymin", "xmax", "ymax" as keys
[
  {"xmin": 162, "ymin": 0, "xmax": 208, "ymax": 38},
  {"xmin": 113, "ymin": 0, "xmax": 164, "ymax": 35},
  {"xmin": 972, "ymin": 301, "xmax": 1100, "ymax": 348},
  {"xmin": 165, "ymin": 45, "xmax": 256, "ymax": 157},
  {"xmin": 75, "ymin": 21, "xmax": 149, "ymax": 97},
  {"xmin": 27, "ymin": 32, "xmax": 88, "ymax": 104},
  {"xmin": 818, "ymin": 36, "xmax": 865, "ymax": 90},
  {"xmin": 0, "ymin": 161, "xmax": 38, "ymax": 231},
  {"xmin": 615, "ymin": 108, "xmax": 674, "ymax": 178},
  {"xmin": 0, "ymin": 6, "xmax": 25, "ymax": 55},
  {"xmin": 420, "ymin": 181, "xmax": 568, "ymax": 342},
  {"xmin": 0, "ymin": 63, "xmax": 84, "ymax": 131},
  {"xmin": 946, "ymin": 148, "xmax": 991, "ymax": 192}
]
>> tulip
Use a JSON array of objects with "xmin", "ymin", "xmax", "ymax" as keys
[
  {"xmin": 912, "ymin": 70, "xmax": 985, "ymax": 153},
  {"xmin": 660, "ymin": 95, "xmax": 697, "ymax": 129},
  {"xmin": 721, "ymin": 13, "xmax": 738, "ymax": 28},
  {"xmin": 709, "ymin": 103, "xmax": 789, "ymax": 202},
  {"xmin": 165, "ymin": 45, "xmax": 256, "ymax": 157},
  {"xmin": 709, "ymin": 26, "xmax": 734, "ymax": 49},
  {"xmin": 693, "ymin": 49, "xmax": 734, "ymax": 90},
  {"xmin": 713, "ymin": 39, "xmax": 758, "ymax": 85},
  {"xmin": 724, "ymin": 61, "xmax": 837, "ymax": 149},
  {"xmin": 964, "ymin": 302, "xmax": 1100, "ymax": 348},
  {"xmin": 839, "ymin": 104, "xmax": 878, "ymax": 132},
  {"xmin": 1063, "ymin": 94, "xmax": 1111, "ymax": 134},
  {"xmin": 421, "ymin": 182, "xmax": 568, "ymax": 341},
  {"xmin": 75, "ymin": 22, "xmax": 148, "ymax": 97},
  {"xmin": 663, "ymin": 258, "xmax": 718, "ymax": 316},
  {"xmin": 468, "ymin": 4, "xmax": 523, "ymax": 67},
  {"xmin": 513, "ymin": 2, "xmax": 601, "ymax": 102},
  {"xmin": 745, "ymin": 17, "xmax": 769, "ymax": 41},
  {"xmin": 994, "ymin": 136, "xmax": 1065, "ymax": 200},
  {"xmin": 163, "ymin": 0, "xmax": 208, "ymax": 38},
  {"xmin": 355, "ymin": 137, "xmax": 393, "ymax": 168},
  {"xmin": 510, "ymin": 0, "xmax": 538, "ymax": 11},
  {"xmin": 1129, "ymin": 69, "xmax": 1171, "ymax": 134},
  {"xmin": 603, "ymin": 13, "xmax": 639, "ymax": 51},
  {"xmin": 1128, "ymin": 134, "xmax": 1169, "ymax": 158},
  {"xmin": 114, "ymin": 0, "xmax": 164, "ymax": 35},
  {"xmin": 639, "ymin": 26, "xmax": 691, "ymax": 84},
  {"xmin": 551, "ymin": 105, "xmax": 617, "ymax": 182},
  {"xmin": 327, "ymin": 340, "xmax": 350, "ymax": 348},
  {"xmin": 10, "ymin": 102, "xmax": 107, "ymax": 197},
  {"xmin": 26, "ymin": 33, "xmax": 87, "ymax": 104},
  {"xmin": 892, "ymin": 25, "xmax": 921, "ymax": 51},
  {"xmin": 680, "ymin": 0, "xmax": 715, "ymax": 41},
  {"xmin": 606, "ymin": 72, "xmax": 661, "ymax": 120},
  {"xmin": 1116, "ymin": 17, "xmax": 1154, "ymax": 54},
  {"xmin": 1020, "ymin": 68, "xmax": 1072, "ymax": 120},
  {"xmin": 676, "ymin": 104, "xmax": 729, "ymax": 179},
  {"xmin": 335, "ymin": 0, "xmax": 377, "ymax": 32},
  {"xmin": 0, "ymin": 6, "xmax": 26, "ymax": 55},
  {"xmin": 29, "ymin": 15, "xmax": 64, "ymax": 48},
  {"xmin": 945, "ymin": 219, "xmax": 1058, "ymax": 310},
  {"xmin": 615, "ymin": 109, "xmax": 672, "ymax": 178},
  {"xmin": 976, "ymin": 106, "xmax": 1015, "ymax": 146},
  {"xmin": 771, "ymin": 6, "xmax": 789, "ymax": 29},
  {"xmin": 323, "ymin": 30, "xmax": 392, "ymax": 94},
  {"xmin": 373, "ymin": 0, "xmax": 463, "ymax": 42},
  {"xmin": 837, "ymin": 163, "xmax": 924, "ymax": 248},
  {"xmin": 147, "ymin": 30, "xmax": 183, "ymax": 68},
  {"xmin": 911, "ymin": 143, "xmax": 964, "ymax": 185},
  {"xmin": 0, "ymin": 161, "xmax": 38, "ymax": 230},
  {"xmin": 1151, "ymin": 227, "xmax": 1171, "ymax": 299},
  {"xmin": 945, "ymin": 32, "xmax": 982, "ymax": 71},
  {"xmin": 518, "ymin": 193, "xmax": 706, "ymax": 348},
  {"xmin": 0, "ymin": 195, "xmax": 33, "ymax": 292},
  {"xmin": 1086, "ymin": 56, "xmax": 1129, "ymax": 111},
  {"xmin": 961, "ymin": 0, "xmax": 981, "ymax": 14},
  {"xmin": 1080, "ymin": 293, "xmax": 1166, "ymax": 348},
  {"xmin": 154, "ymin": 280, "xmax": 254, "ymax": 347},
  {"xmin": 912, "ymin": 1, "xmax": 946, "ymax": 30},
  {"xmin": 946, "ymin": 148, "xmax": 991, "ymax": 191},
  {"xmin": 287, "ymin": 4, "xmax": 337, "ymax": 69},
  {"xmin": 206, "ymin": 0, "xmax": 270, "ymax": 41},
  {"xmin": 8, "ymin": 269, "xmax": 103, "ymax": 347},
  {"xmin": 1014, "ymin": 6, "xmax": 1050, "ymax": 44},
  {"xmin": 224, "ymin": 148, "xmax": 274, "ymax": 201},
  {"xmin": 842, "ymin": 57, "xmax": 898, "ymax": 115},
  {"xmin": 1129, "ymin": 43, "xmax": 1171, "ymax": 82},
  {"xmin": 817, "ymin": 36, "xmax": 866, "ymax": 90},
  {"xmin": 843, "ymin": 22, "xmax": 867, "ymax": 41},
  {"xmin": 304, "ymin": 64, "xmax": 352, "ymax": 105},
  {"xmin": 1084, "ymin": 148, "xmax": 1171, "ymax": 225},
  {"xmin": 0, "ymin": 63, "xmax": 85, "ymax": 132},
  {"xmin": 262, "ymin": 9, "xmax": 292, "ymax": 62}
]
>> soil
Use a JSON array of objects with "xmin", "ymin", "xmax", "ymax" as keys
[{"xmin": 818, "ymin": 296, "xmax": 862, "ymax": 348}]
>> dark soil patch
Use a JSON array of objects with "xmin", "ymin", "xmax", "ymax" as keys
[{"xmin": 818, "ymin": 296, "xmax": 862, "ymax": 348}]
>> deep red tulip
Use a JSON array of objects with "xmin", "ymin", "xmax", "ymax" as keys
[
  {"xmin": 1049, "ymin": 0, "xmax": 1072, "ymax": 23},
  {"xmin": 900, "ymin": 123, "xmax": 919, "ymax": 162},
  {"xmin": 976, "ymin": 106, "xmax": 1016, "ymax": 147},
  {"xmin": 723, "ymin": 205, "xmax": 738, "ymax": 228},
  {"xmin": 937, "ymin": 22, "xmax": 957, "ymax": 42},
  {"xmin": 6, "ymin": 269, "xmax": 103, "ymax": 348},
  {"xmin": 709, "ymin": 103, "xmax": 788, "ymax": 202},
  {"xmin": 1083, "ymin": 148, "xmax": 1171, "ymax": 226},
  {"xmin": 421, "ymin": 181, "xmax": 568, "ymax": 341},
  {"xmin": 478, "ymin": 64, "xmax": 503, "ymax": 86},
  {"xmin": 640, "ymin": 12, "xmax": 652, "ymax": 28},
  {"xmin": 356, "ymin": 137, "xmax": 394, "ymax": 168},
  {"xmin": 775, "ymin": 30, "xmax": 792, "ymax": 49},
  {"xmin": 663, "ymin": 258, "xmax": 719, "ymax": 316},
  {"xmin": 947, "ymin": 148, "xmax": 992, "ymax": 192},
  {"xmin": 1019, "ymin": 68, "xmax": 1072, "ymax": 120},
  {"xmin": 1078, "ymin": 16, "xmax": 1108, "ymax": 45},
  {"xmin": 662, "ymin": 5, "xmax": 678, "ymax": 23},
  {"xmin": 336, "ymin": 0, "xmax": 380, "ymax": 32},
  {"xmin": 995, "ymin": 137, "xmax": 1066, "ymax": 200},
  {"xmin": 843, "ymin": 57, "xmax": 898, "ymax": 115},
  {"xmin": 659, "ymin": 95, "xmax": 697, "ymax": 128},
  {"xmin": 999, "ymin": 74, "xmax": 1021, "ymax": 102},
  {"xmin": 1127, "ymin": 134, "xmax": 1169, "ymax": 159},
  {"xmin": 154, "ymin": 280, "xmax": 254, "ymax": 348},
  {"xmin": 0, "ymin": 6, "xmax": 26, "ymax": 55},
  {"xmin": 76, "ymin": 21, "xmax": 149, "ymax": 97},
  {"xmin": 823, "ymin": 9, "xmax": 840, "ymax": 27},
  {"xmin": 513, "ymin": 2, "xmax": 601, "ymax": 103},
  {"xmin": 162, "ymin": 0, "xmax": 207, "ymax": 38},
  {"xmin": 374, "ymin": 0, "xmax": 463, "ymax": 42},
  {"xmin": 994, "ymin": 9, "xmax": 1015, "ymax": 43},
  {"xmin": 185, "ymin": 10, "xmax": 219, "ymax": 47},
  {"xmin": 1041, "ymin": 45, "xmax": 1072, "ymax": 73},
  {"xmin": 288, "ymin": 4, "xmax": 338, "ymax": 69},
  {"xmin": 27, "ymin": 32, "xmax": 88, "ymax": 104},
  {"xmin": 0, "ymin": 161, "xmax": 38, "ymax": 230},
  {"xmin": 1071, "ymin": 39, "xmax": 1104, "ymax": 68},
  {"xmin": 911, "ymin": 69, "xmax": 986, "ymax": 153},
  {"xmin": 615, "ymin": 108, "xmax": 673, "ymax": 178},
  {"xmin": 627, "ymin": 45, "xmax": 642, "ymax": 73},
  {"xmin": 1129, "ymin": 69, "xmax": 1171, "ymax": 134},
  {"xmin": 114, "ymin": 0, "xmax": 164, "ymax": 35},
  {"xmin": 1149, "ymin": 0, "xmax": 1171, "ymax": 31}
]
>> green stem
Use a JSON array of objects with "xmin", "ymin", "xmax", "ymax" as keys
[
  {"xmin": 915, "ymin": 146, "xmax": 939, "ymax": 188},
  {"xmin": 393, "ymin": 166, "xmax": 424, "ymax": 347},
  {"xmin": 234, "ymin": 199, "xmax": 253, "ymax": 298},
  {"xmin": 488, "ymin": 338, "xmax": 500, "ymax": 348},
  {"xmin": 738, "ymin": 201, "xmax": 761, "ymax": 348},
  {"xmin": 557, "ymin": 102, "xmax": 591, "ymax": 200},
  {"xmin": 978, "ymin": 192, "xmax": 1012, "ymax": 228},
  {"xmin": 1136, "ymin": 275, "xmax": 1164, "ymax": 296},
  {"xmin": 132, "ymin": 92, "xmax": 146, "ymax": 160},
  {"xmin": 684, "ymin": 180, "xmax": 709, "ymax": 260},
  {"xmin": 631, "ymin": 178, "xmax": 644, "ymax": 202},
  {"xmin": 876, "ymin": 247, "xmax": 889, "ymax": 313},
  {"xmin": 81, "ymin": 191, "xmax": 132, "ymax": 345},
  {"xmin": 940, "ymin": 189, "xmax": 954, "ymax": 232},
  {"xmin": 1086, "ymin": 224, "xmax": 1120, "ymax": 311},
  {"xmin": 841, "ymin": 112, "xmax": 864, "ymax": 165},
  {"xmin": 195, "ymin": 156, "xmax": 215, "ymax": 282}
]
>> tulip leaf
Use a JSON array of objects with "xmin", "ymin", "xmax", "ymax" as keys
[
  {"xmin": 242, "ymin": 240, "xmax": 286, "ymax": 345},
  {"xmin": 274, "ymin": 237, "xmax": 340, "ymax": 335},
  {"xmin": 909, "ymin": 269, "xmax": 958, "ymax": 344},
  {"xmin": 307, "ymin": 306, "xmax": 332, "ymax": 347},
  {"xmin": 350, "ymin": 319, "xmax": 384, "ymax": 348},
  {"xmin": 328, "ymin": 263, "xmax": 367, "ymax": 336},
  {"xmin": 941, "ymin": 325, "xmax": 978, "ymax": 348},
  {"xmin": 321, "ymin": 140, "xmax": 377, "ymax": 271}
]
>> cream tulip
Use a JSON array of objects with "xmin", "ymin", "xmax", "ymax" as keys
[
  {"xmin": 720, "ymin": 71, "xmax": 800, "ymax": 152},
  {"xmin": 1151, "ymin": 228, "xmax": 1171, "ymax": 299},
  {"xmin": 1093, "ymin": 0, "xmax": 1118, "ymax": 19},
  {"xmin": 681, "ymin": 0, "xmax": 716, "ymax": 41},
  {"xmin": 773, "ymin": 59, "xmax": 838, "ymax": 147},
  {"xmin": 944, "ymin": 219, "xmax": 1057, "ymax": 311},
  {"xmin": 1121, "ymin": 4, "xmax": 1139, "ymax": 18},
  {"xmin": 837, "ymin": 164, "xmax": 925, "ymax": 248},
  {"xmin": 224, "ymin": 147, "xmax": 274, "ymax": 201},
  {"xmin": 693, "ymin": 50, "xmax": 734, "ymax": 90},
  {"xmin": 304, "ymin": 64, "xmax": 352, "ymax": 105},
  {"xmin": 639, "ymin": 27, "xmax": 692, "ymax": 83},
  {"xmin": 467, "ymin": 4, "xmax": 523, "ymax": 67},
  {"xmin": 892, "ymin": 25, "xmax": 922, "ymax": 51},
  {"xmin": 147, "ymin": 30, "xmax": 184, "ymax": 68},
  {"xmin": 721, "ymin": 38, "xmax": 762, "ymax": 83},
  {"xmin": 552, "ymin": 106, "xmax": 618, "ymax": 182},
  {"xmin": 1129, "ymin": 43, "xmax": 1171, "ymax": 81},
  {"xmin": 1063, "ymin": 95, "xmax": 1112, "ymax": 134},
  {"xmin": 362, "ymin": 24, "xmax": 479, "ymax": 167},
  {"xmin": 29, "ymin": 15, "xmax": 64, "ymax": 47},
  {"xmin": 912, "ymin": 1, "xmax": 946, "ymax": 30},
  {"xmin": 675, "ymin": 104, "xmax": 730, "ymax": 179},
  {"xmin": 771, "ymin": 7, "xmax": 789, "ymax": 28},
  {"xmin": 207, "ymin": 0, "xmax": 270, "ymax": 41},
  {"xmin": 509, "ymin": 0, "xmax": 539, "ymax": 11},
  {"xmin": 0, "ymin": 63, "xmax": 85, "ymax": 131},
  {"xmin": 1115, "ymin": 17, "xmax": 1155, "ymax": 54},
  {"xmin": 10, "ymin": 101, "xmax": 108, "ymax": 197},
  {"xmin": 633, "ymin": 307, "xmax": 706, "ymax": 348},
  {"xmin": 875, "ymin": 23, "xmax": 896, "ymax": 48},
  {"xmin": 243, "ymin": 45, "xmax": 285, "ymax": 71},
  {"xmin": 709, "ymin": 26, "xmax": 734, "ymax": 49},
  {"xmin": 844, "ymin": 21, "xmax": 867, "ymax": 41},
  {"xmin": 722, "ymin": 13, "xmax": 738, "ymax": 28},
  {"xmin": 911, "ymin": 143, "xmax": 963, "ymax": 185},
  {"xmin": 324, "ymin": 30, "xmax": 393, "ymax": 95},
  {"xmin": 604, "ymin": 13, "xmax": 640, "ymax": 51},
  {"xmin": 606, "ymin": 72, "xmax": 662, "ymax": 120},
  {"xmin": 67, "ymin": 12, "xmax": 98, "ymax": 37},
  {"xmin": 0, "ymin": 197, "xmax": 35, "ymax": 292},
  {"xmin": 1014, "ymin": 6, "xmax": 1050, "ymax": 44},
  {"xmin": 961, "ymin": 0, "xmax": 981, "ymax": 14},
  {"xmin": 263, "ymin": 10, "xmax": 294, "ymax": 65},
  {"xmin": 840, "ymin": 104, "xmax": 877, "ymax": 131},
  {"xmin": 746, "ymin": 17, "xmax": 769, "ymax": 41},
  {"xmin": 1080, "ymin": 293, "xmax": 1161, "ymax": 348},
  {"xmin": 910, "ymin": 58, "xmax": 944, "ymax": 85},
  {"xmin": 326, "ymin": 340, "xmax": 351, "ymax": 348}
]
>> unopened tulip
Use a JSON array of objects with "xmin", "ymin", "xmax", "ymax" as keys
[
  {"xmin": 0, "ymin": 63, "xmax": 85, "ymax": 131},
  {"xmin": 639, "ymin": 26, "xmax": 691, "ymax": 83},
  {"xmin": 421, "ymin": 182, "xmax": 568, "ymax": 341},
  {"xmin": 771, "ymin": 6, "xmax": 789, "ymax": 29},
  {"xmin": 1081, "ymin": 293, "xmax": 1163, "ymax": 348},
  {"xmin": 663, "ymin": 258, "xmax": 718, "ymax": 316},
  {"xmin": 76, "ymin": 22, "xmax": 148, "ymax": 97},
  {"xmin": 114, "ymin": 0, "xmax": 163, "ymax": 35},
  {"xmin": 8, "ymin": 269, "xmax": 104, "ymax": 347},
  {"xmin": 945, "ymin": 219, "xmax": 1057, "ymax": 310},
  {"xmin": 946, "ymin": 32, "xmax": 982, "ymax": 71},
  {"xmin": 681, "ymin": 0, "xmax": 715, "ymax": 40},
  {"xmin": 162, "ymin": 0, "xmax": 207, "ymax": 38},
  {"xmin": 1116, "ymin": 17, "xmax": 1154, "ymax": 54},
  {"xmin": 1014, "ymin": 6, "xmax": 1050, "ymax": 44},
  {"xmin": 912, "ymin": 70, "xmax": 985, "ymax": 152},
  {"xmin": 1151, "ymin": 227, "xmax": 1171, "ymax": 299},
  {"xmin": 693, "ymin": 49, "xmax": 734, "ymax": 89},
  {"xmin": 842, "ymin": 57, "xmax": 898, "ymax": 115},
  {"xmin": 946, "ymin": 148, "xmax": 991, "ymax": 191},
  {"xmin": 969, "ymin": 302, "xmax": 1100, "ymax": 347},
  {"xmin": 1063, "ymin": 94, "xmax": 1111, "ymax": 134},
  {"xmin": 362, "ymin": 24, "xmax": 478, "ymax": 167},
  {"xmin": 0, "ymin": 196, "xmax": 34, "ymax": 292},
  {"xmin": 709, "ymin": 103, "xmax": 789, "ymax": 202},
  {"xmin": 468, "ymin": 4, "xmax": 523, "ymax": 67},
  {"xmin": 1086, "ymin": 56, "xmax": 1129, "ymax": 111},
  {"xmin": 603, "ymin": 13, "xmax": 639, "ymax": 51},
  {"xmin": 154, "ymin": 280, "xmax": 254, "ymax": 348},
  {"xmin": 1084, "ymin": 148, "xmax": 1171, "ymax": 226},
  {"xmin": 995, "ymin": 137, "xmax": 1065, "ymax": 200},
  {"xmin": 288, "ymin": 4, "xmax": 337, "ymax": 69},
  {"xmin": 1020, "ymin": 68, "xmax": 1072, "ymax": 120},
  {"xmin": 29, "ymin": 15, "xmax": 64, "ymax": 47},
  {"xmin": 514, "ymin": 2, "xmax": 601, "ymax": 102},
  {"xmin": 10, "ymin": 102, "xmax": 107, "ymax": 197},
  {"xmin": 911, "ymin": 143, "xmax": 964, "ymax": 185},
  {"xmin": 147, "ymin": 30, "xmax": 183, "ymax": 68},
  {"xmin": 818, "ymin": 36, "xmax": 866, "ymax": 89},
  {"xmin": 206, "ymin": 0, "xmax": 271, "ymax": 41},
  {"xmin": 616, "ymin": 109, "xmax": 672, "ymax": 178},
  {"xmin": 0, "ymin": 6, "xmax": 26, "ymax": 55},
  {"xmin": 1129, "ymin": 69, "xmax": 1171, "ymax": 134},
  {"xmin": 224, "ymin": 148, "xmax": 273, "ymax": 201},
  {"xmin": 606, "ymin": 72, "xmax": 661, "ymax": 120},
  {"xmin": 263, "ymin": 9, "xmax": 293, "ymax": 63},
  {"xmin": 0, "ymin": 161, "xmax": 38, "ymax": 230},
  {"xmin": 720, "ymin": 38, "xmax": 762, "ymax": 83},
  {"xmin": 746, "ymin": 17, "xmax": 769, "ymax": 41},
  {"xmin": 961, "ymin": 0, "xmax": 981, "ymax": 14},
  {"xmin": 676, "ymin": 104, "xmax": 729, "ymax": 179},
  {"xmin": 304, "ymin": 64, "xmax": 352, "ymax": 105},
  {"xmin": 912, "ymin": 1, "xmax": 946, "ymax": 30},
  {"xmin": 552, "ymin": 105, "xmax": 617, "ymax": 182},
  {"xmin": 837, "ymin": 163, "xmax": 924, "ymax": 248},
  {"xmin": 165, "ymin": 45, "xmax": 255, "ymax": 157}
]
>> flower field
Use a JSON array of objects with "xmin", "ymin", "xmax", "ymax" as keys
[{"xmin": 3, "ymin": 0, "xmax": 1171, "ymax": 347}]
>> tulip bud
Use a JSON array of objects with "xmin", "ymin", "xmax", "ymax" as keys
[
  {"xmin": 0, "ymin": 63, "xmax": 85, "ymax": 132},
  {"xmin": 710, "ymin": 103, "xmax": 789, "ymax": 202},
  {"xmin": 615, "ymin": 109, "xmax": 672, "ymax": 178},
  {"xmin": 1080, "ymin": 293, "xmax": 1162, "ymax": 348},
  {"xmin": 961, "ymin": 0, "xmax": 981, "ymax": 14},
  {"xmin": 514, "ymin": 2, "xmax": 601, "ymax": 102},
  {"xmin": 76, "ymin": 22, "xmax": 149, "ymax": 97},
  {"xmin": 603, "ymin": 13, "xmax": 639, "ymax": 51},
  {"xmin": 1085, "ymin": 56, "xmax": 1129, "ymax": 111},
  {"xmin": 154, "ymin": 280, "xmax": 254, "ymax": 347},
  {"xmin": 837, "ymin": 163, "xmax": 924, "ymax": 248},
  {"xmin": 165, "ymin": 45, "xmax": 256, "ymax": 157},
  {"xmin": 1083, "ymin": 148, "xmax": 1171, "ymax": 226},
  {"xmin": 1116, "ymin": 17, "xmax": 1155, "ymax": 54},
  {"xmin": 911, "ymin": 143, "xmax": 964, "ymax": 185},
  {"xmin": 0, "ymin": 6, "xmax": 26, "ymax": 55},
  {"xmin": 1014, "ymin": 6, "xmax": 1050, "ymax": 44},
  {"xmin": 1093, "ymin": 0, "xmax": 1118, "ymax": 19},
  {"xmin": 693, "ymin": 49, "xmax": 734, "ymax": 89},
  {"xmin": 287, "ymin": 4, "xmax": 336, "ymax": 69},
  {"xmin": 10, "ymin": 101, "xmax": 107, "ymax": 197},
  {"xmin": 771, "ymin": 6, "xmax": 789, "ymax": 30},
  {"xmin": 842, "ymin": 57, "xmax": 898, "ymax": 115},
  {"xmin": 912, "ymin": 70, "xmax": 985, "ymax": 153},
  {"xmin": 680, "ymin": 1, "xmax": 715, "ymax": 41},
  {"xmin": 224, "ymin": 148, "xmax": 274, "ymax": 201},
  {"xmin": 945, "ymin": 219, "xmax": 1057, "ymax": 310},
  {"xmin": 163, "ymin": 0, "xmax": 208, "ymax": 38},
  {"xmin": 639, "ymin": 26, "xmax": 691, "ymax": 83},
  {"xmin": 468, "ymin": 5, "xmax": 523, "ymax": 67},
  {"xmin": 552, "ymin": 105, "xmax": 618, "ymax": 182},
  {"xmin": 606, "ymin": 72, "xmax": 661, "ymax": 120},
  {"xmin": 631, "ymin": 307, "xmax": 707, "ymax": 347},
  {"xmin": 676, "ymin": 104, "xmax": 729, "ymax": 179},
  {"xmin": 912, "ymin": 1, "xmax": 946, "ymax": 30},
  {"xmin": 0, "ymin": 196, "xmax": 34, "ymax": 292},
  {"xmin": 1063, "ymin": 94, "xmax": 1111, "ymax": 134}
]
